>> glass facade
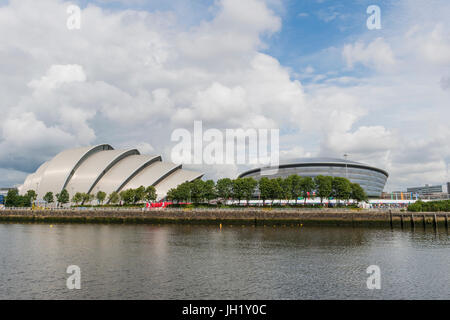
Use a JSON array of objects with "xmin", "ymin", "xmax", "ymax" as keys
[{"xmin": 239, "ymin": 159, "xmax": 388, "ymax": 197}]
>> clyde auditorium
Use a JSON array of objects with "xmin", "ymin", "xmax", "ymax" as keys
[
  {"xmin": 238, "ymin": 158, "xmax": 389, "ymax": 197},
  {"xmin": 19, "ymin": 144, "xmax": 203, "ymax": 201}
]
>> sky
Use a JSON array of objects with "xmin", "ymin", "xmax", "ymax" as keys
[{"xmin": 0, "ymin": 0, "xmax": 449, "ymax": 192}]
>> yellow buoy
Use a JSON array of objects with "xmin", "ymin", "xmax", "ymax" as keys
[{"xmin": 219, "ymin": 223, "xmax": 222, "ymax": 229}]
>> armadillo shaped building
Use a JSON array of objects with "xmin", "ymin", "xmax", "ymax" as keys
[{"xmin": 18, "ymin": 144, "xmax": 203, "ymax": 201}]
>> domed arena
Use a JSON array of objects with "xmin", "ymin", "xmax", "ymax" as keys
[
  {"xmin": 238, "ymin": 157, "xmax": 389, "ymax": 197},
  {"xmin": 18, "ymin": 144, "xmax": 203, "ymax": 201}
]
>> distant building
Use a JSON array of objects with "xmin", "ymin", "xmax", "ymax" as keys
[
  {"xmin": 0, "ymin": 188, "xmax": 12, "ymax": 197},
  {"xmin": 407, "ymin": 184, "xmax": 443, "ymax": 195},
  {"xmin": 18, "ymin": 144, "xmax": 203, "ymax": 202},
  {"xmin": 0, "ymin": 188, "xmax": 14, "ymax": 205},
  {"xmin": 447, "ymin": 182, "xmax": 450, "ymax": 194},
  {"xmin": 238, "ymin": 157, "xmax": 388, "ymax": 197}
]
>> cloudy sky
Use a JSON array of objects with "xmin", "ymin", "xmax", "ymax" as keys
[{"xmin": 0, "ymin": 0, "xmax": 449, "ymax": 192}]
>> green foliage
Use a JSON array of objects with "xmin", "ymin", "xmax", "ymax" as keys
[
  {"xmin": 26, "ymin": 190, "xmax": 37, "ymax": 202},
  {"xmin": 216, "ymin": 178, "xmax": 233, "ymax": 202},
  {"xmin": 408, "ymin": 200, "xmax": 450, "ymax": 212},
  {"xmin": 96, "ymin": 191, "xmax": 107, "ymax": 204},
  {"xmin": 314, "ymin": 175, "xmax": 333, "ymax": 203},
  {"xmin": 258, "ymin": 177, "xmax": 272, "ymax": 202},
  {"xmin": 232, "ymin": 178, "xmax": 246, "ymax": 201},
  {"xmin": 120, "ymin": 189, "xmax": 136, "ymax": 205},
  {"xmin": 285, "ymin": 175, "xmax": 302, "ymax": 200},
  {"xmin": 332, "ymin": 177, "xmax": 352, "ymax": 203},
  {"xmin": 190, "ymin": 179, "xmax": 206, "ymax": 204},
  {"xmin": 134, "ymin": 186, "xmax": 146, "ymax": 203},
  {"xmin": 5, "ymin": 189, "xmax": 34, "ymax": 207},
  {"xmin": 72, "ymin": 192, "xmax": 84, "ymax": 205},
  {"xmin": 145, "ymin": 186, "xmax": 157, "ymax": 202},
  {"xmin": 351, "ymin": 183, "xmax": 368, "ymax": 202},
  {"xmin": 168, "ymin": 181, "xmax": 192, "ymax": 203},
  {"xmin": 43, "ymin": 191, "xmax": 54, "ymax": 204},
  {"xmin": 278, "ymin": 177, "xmax": 291, "ymax": 200},
  {"xmin": 81, "ymin": 192, "xmax": 91, "ymax": 204},
  {"xmin": 147, "ymin": 175, "xmax": 368, "ymax": 207},
  {"xmin": 204, "ymin": 180, "xmax": 217, "ymax": 203},
  {"xmin": 242, "ymin": 178, "xmax": 257, "ymax": 202},
  {"xmin": 108, "ymin": 191, "xmax": 120, "ymax": 204},
  {"xmin": 300, "ymin": 176, "xmax": 315, "ymax": 204},
  {"xmin": 56, "ymin": 189, "xmax": 70, "ymax": 205},
  {"xmin": 269, "ymin": 178, "xmax": 284, "ymax": 201}
]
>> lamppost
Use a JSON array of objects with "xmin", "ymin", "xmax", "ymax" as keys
[{"xmin": 343, "ymin": 154, "xmax": 349, "ymax": 179}]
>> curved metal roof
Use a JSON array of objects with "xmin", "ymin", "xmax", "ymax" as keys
[
  {"xmin": 19, "ymin": 173, "xmax": 35, "ymax": 195},
  {"xmin": 154, "ymin": 169, "xmax": 203, "ymax": 200},
  {"xmin": 121, "ymin": 161, "xmax": 181, "ymax": 191},
  {"xmin": 20, "ymin": 161, "xmax": 50, "ymax": 194},
  {"xmin": 36, "ymin": 144, "xmax": 113, "ymax": 198},
  {"xmin": 93, "ymin": 154, "xmax": 161, "ymax": 195},
  {"xmin": 19, "ymin": 144, "xmax": 203, "ymax": 202},
  {"xmin": 239, "ymin": 157, "xmax": 389, "ymax": 178},
  {"xmin": 65, "ymin": 149, "xmax": 140, "ymax": 195}
]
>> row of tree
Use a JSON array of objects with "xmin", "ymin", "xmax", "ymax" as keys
[
  {"xmin": 5, "ymin": 186, "xmax": 157, "ymax": 207},
  {"xmin": 166, "ymin": 175, "xmax": 368, "ymax": 204},
  {"xmin": 407, "ymin": 200, "xmax": 450, "ymax": 212},
  {"xmin": 4, "ymin": 189, "xmax": 37, "ymax": 207}
]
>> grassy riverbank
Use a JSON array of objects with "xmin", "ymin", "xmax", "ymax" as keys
[{"xmin": 0, "ymin": 208, "xmax": 449, "ymax": 228}]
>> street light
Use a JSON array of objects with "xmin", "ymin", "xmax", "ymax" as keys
[
  {"xmin": 343, "ymin": 154, "xmax": 349, "ymax": 179},
  {"xmin": 344, "ymin": 153, "xmax": 348, "ymax": 179}
]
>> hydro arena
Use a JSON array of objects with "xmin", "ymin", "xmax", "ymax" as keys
[
  {"xmin": 18, "ymin": 144, "xmax": 203, "ymax": 201},
  {"xmin": 238, "ymin": 157, "xmax": 389, "ymax": 197}
]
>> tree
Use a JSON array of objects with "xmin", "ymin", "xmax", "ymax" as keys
[
  {"xmin": 5, "ymin": 189, "xmax": 35, "ymax": 207},
  {"xmin": 332, "ymin": 177, "xmax": 352, "ymax": 205},
  {"xmin": 56, "ymin": 189, "xmax": 70, "ymax": 206},
  {"xmin": 286, "ymin": 175, "xmax": 301, "ymax": 203},
  {"xmin": 203, "ymin": 180, "xmax": 217, "ymax": 204},
  {"xmin": 26, "ymin": 190, "xmax": 37, "ymax": 203},
  {"xmin": 120, "ymin": 189, "xmax": 136, "ymax": 205},
  {"xmin": 145, "ymin": 186, "xmax": 157, "ymax": 202},
  {"xmin": 190, "ymin": 179, "xmax": 206, "ymax": 204},
  {"xmin": 279, "ymin": 177, "xmax": 291, "ymax": 200},
  {"xmin": 258, "ymin": 177, "xmax": 271, "ymax": 205},
  {"xmin": 81, "ymin": 192, "xmax": 91, "ymax": 204},
  {"xmin": 72, "ymin": 192, "xmax": 84, "ymax": 205},
  {"xmin": 314, "ymin": 175, "xmax": 333, "ymax": 205},
  {"xmin": 108, "ymin": 191, "xmax": 120, "ymax": 204},
  {"xmin": 351, "ymin": 183, "xmax": 368, "ymax": 203},
  {"xmin": 5, "ymin": 189, "xmax": 19, "ymax": 207},
  {"xmin": 216, "ymin": 178, "xmax": 233, "ymax": 203},
  {"xmin": 232, "ymin": 178, "xmax": 246, "ymax": 203},
  {"xmin": 43, "ymin": 192, "xmax": 54, "ymax": 205},
  {"xmin": 242, "ymin": 177, "xmax": 257, "ymax": 205},
  {"xmin": 166, "ymin": 188, "xmax": 176, "ymax": 201},
  {"xmin": 96, "ymin": 191, "xmax": 107, "ymax": 205},
  {"xmin": 134, "ymin": 186, "xmax": 146, "ymax": 204},
  {"xmin": 269, "ymin": 178, "xmax": 283, "ymax": 204},
  {"xmin": 169, "ymin": 182, "xmax": 191, "ymax": 203},
  {"xmin": 300, "ymin": 176, "xmax": 315, "ymax": 205}
]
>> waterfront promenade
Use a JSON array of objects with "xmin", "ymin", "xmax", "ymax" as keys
[{"xmin": 0, "ymin": 208, "xmax": 448, "ymax": 228}]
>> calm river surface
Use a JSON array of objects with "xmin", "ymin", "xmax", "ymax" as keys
[{"xmin": 0, "ymin": 223, "xmax": 449, "ymax": 299}]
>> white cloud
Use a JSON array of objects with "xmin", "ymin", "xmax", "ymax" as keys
[
  {"xmin": 28, "ymin": 64, "xmax": 86, "ymax": 90},
  {"xmin": 343, "ymin": 37, "xmax": 395, "ymax": 71},
  {"xmin": 0, "ymin": 0, "xmax": 448, "ymax": 192}
]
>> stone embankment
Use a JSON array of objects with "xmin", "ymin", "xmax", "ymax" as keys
[{"xmin": 0, "ymin": 208, "xmax": 449, "ymax": 228}]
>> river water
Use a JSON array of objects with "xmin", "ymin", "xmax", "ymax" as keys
[{"xmin": 0, "ymin": 223, "xmax": 449, "ymax": 299}]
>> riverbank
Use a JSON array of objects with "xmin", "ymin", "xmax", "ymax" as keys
[{"xmin": 1, "ymin": 208, "xmax": 449, "ymax": 228}]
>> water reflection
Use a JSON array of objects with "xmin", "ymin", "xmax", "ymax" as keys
[{"xmin": 0, "ymin": 223, "xmax": 448, "ymax": 299}]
